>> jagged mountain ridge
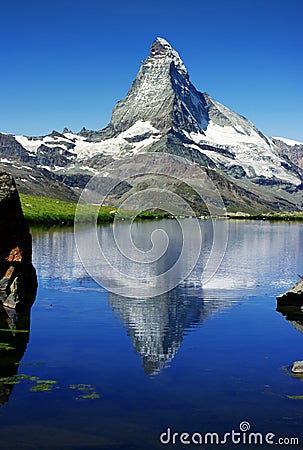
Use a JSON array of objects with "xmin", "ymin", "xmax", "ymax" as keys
[{"xmin": 0, "ymin": 37, "xmax": 303, "ymax": 210}]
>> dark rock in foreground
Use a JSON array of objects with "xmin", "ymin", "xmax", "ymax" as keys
[
  {"xmin": 0, "ymin": 172, "xmax": 37, "ymax": 310},
  {"xmin": 277, "ymin": 278, "xmax": 303, "ymax": 306}
]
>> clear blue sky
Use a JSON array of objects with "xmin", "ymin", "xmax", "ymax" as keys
[{"xmin": 1, "ymin": 0, "xmax": 302, "ymax": 141}]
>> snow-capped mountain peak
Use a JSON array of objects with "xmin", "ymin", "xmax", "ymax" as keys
[
  {"xmin": 1, "ymin": 38, "xmax": 303, "ymax": 211},
  {"xmin": 150, "ymin": 37, "xmax": 188, "ymax": 76}
]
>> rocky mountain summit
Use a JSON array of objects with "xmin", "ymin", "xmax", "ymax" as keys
[{"xmin": 0, "ymin": 38, "xmax": 303, "ymax": 211}]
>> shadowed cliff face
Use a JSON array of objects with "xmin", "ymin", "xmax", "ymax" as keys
[
  {"xmin": 0, "ymin": 172, "xmax": 37, "ymax": 406},
  {"xmin": 272, "ymin": 138, "xmax": 303, "ymax": 171},
  {"xmin": 0, "ymin": 172, "xmax": 37, "ymax": 311}
]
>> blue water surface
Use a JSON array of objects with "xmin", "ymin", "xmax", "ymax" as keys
[{"xmin": 1, "ymin": 220, "xmax": 303, "ymax": 449}]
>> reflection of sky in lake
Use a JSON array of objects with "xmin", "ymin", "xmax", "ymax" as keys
[{"xmin": 33, "ymin": 220, "xmax": 302, "ymax": 294}]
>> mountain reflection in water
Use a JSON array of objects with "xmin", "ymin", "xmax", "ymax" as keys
[
  {"xmin": 108, "ymin": 288, "xmax": 236, "ymax": 375},
  {"xmin": 31, "ymin": 222, "xmax": 238, "ymax": 376}
]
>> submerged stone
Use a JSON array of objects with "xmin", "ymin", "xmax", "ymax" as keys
[{"xmin": 292, "ymin": 360, "xmax": 303, "ymax": 374}]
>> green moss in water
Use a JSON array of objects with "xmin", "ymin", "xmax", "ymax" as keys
[
  {"xmin": 36, "ymin": 379, "xmax": 57, "ymax": 385},
  {"xmin": 29, "ymin": 379, "xmax": 58, "ymax": 392},
  {"xmin": 0, "ymin": 329, "xmax": 29, "ymax": 333},
  {"xmin": 0, "ymin": 376, "xmax": 21, "ymax": 385},
  {"xmin": 30, "ymin": 384, "xmax": 55, "ymax": 392},
  {"xmin": 70, "ymin": 383, "xmax": 94, "ymax": 391},
  {"xmin": 287, "ymin": 395, "xmax": 303, "ymax": 400},
  {"xmin": 69, "ymin": 383, "xmax": 100, "ymax": 400},
  {"xmin": 76, "ymin": 392, "xmax": 100, "ymax": 400},
  {"xmin": 0, "ymin": 373, "xmax": 100, "ymax": 399},
  {"xmin": 0, "ymin": 374, "xmax": 36, "ymax": 385},
  {"xmin": 0, "ymin": 343, "xmax": 15, "ymax": 351}
]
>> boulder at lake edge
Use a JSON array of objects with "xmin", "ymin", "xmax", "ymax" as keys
[
  {"xmin": 277, "ymin": 278, "xmax": 303, "ymax": 306},
  {"xmin": 0, "ymin": 172, "xmax": 37, "ymax": 310},
  {"xmin": 292, "ymin": 361, "xmax": 303, "ymax": 374}
]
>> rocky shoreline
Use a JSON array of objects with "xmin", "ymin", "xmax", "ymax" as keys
[
  {"xmin": 0, "ymin": 172, "xmax": 37, "ymax": 311},
  {"xmin": 277, "ymin": 278, "xmax": 303, "ymax": 374},
  {"xmin": 277, "ymin": 278, "xmax": 303, "ymax": 307}
]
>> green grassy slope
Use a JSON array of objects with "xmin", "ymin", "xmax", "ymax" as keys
[{"xmin": 20, "ymin": 194, "xmax": 168, "ymax": 225}]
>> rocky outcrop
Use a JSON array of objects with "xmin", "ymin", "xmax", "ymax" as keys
[
  {"xmin": 0, "ymin": 172, "xmax": 37, "ymax": 311},
  {"xmin": 0, "ymin": 132, "xmax": 80, "ymax": 202},
  {"xmin": 292, "ymin": 360, "xmax": 303, "ymax": 374},
  {"xmin": 277, "ymin": 278, "xmax": 303, "ymax": 306},
  {"xmin": 272, "ymin": 138, "xmax": 303, "ymax": 170},
  {"xmin": 0, "ymin": 133, "xmax": 32, "ymax": 163},
  {"xmin": 0, "ymin": 161, "xmax": 80, "ymax": 202},
  {"xmin": 36, "ymin": 144, "xmax": 75, "ymax": 168}
]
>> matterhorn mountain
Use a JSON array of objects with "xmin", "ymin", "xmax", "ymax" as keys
[{"xmin": 1, "ymin": 37, "xmax": 303, "ymax": 211}]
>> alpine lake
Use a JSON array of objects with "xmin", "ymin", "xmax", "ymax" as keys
[{"xmin": 1, "ymin": 218, "xmax": 303, "ymax": 449}]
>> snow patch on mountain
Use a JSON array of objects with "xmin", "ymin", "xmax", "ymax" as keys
[
  {"xmin": 273, "ymin": 137, "xmax": 303, "ymax": 146},
  {"xmin": 182, "ymin": 119, "xmax": 302, "ymax": 185},
  {"xmin": 205, "ymin": 123, "xmax": 266, "ymax": 147},
  {"xmin": 13, "ymin": 121, "xmax": 161, "ymax": 164},
  {"xmin": 65, "ymin": 121, "xmax": 161, "ymax": 160},
  {"xmin": 15, "ymin": 134, "xmax": 77, "ymax": 154}
]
